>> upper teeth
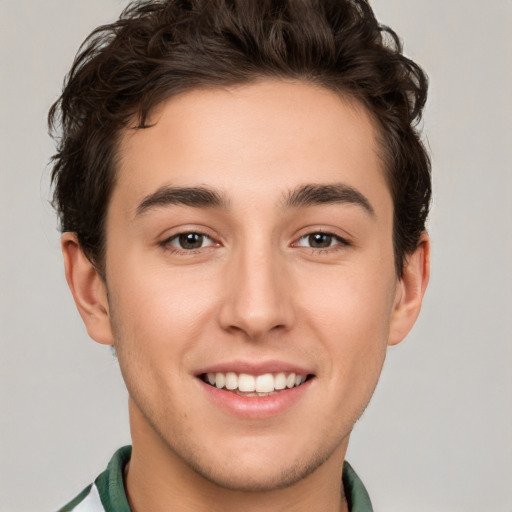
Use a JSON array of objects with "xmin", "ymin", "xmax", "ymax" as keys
[{"xmin": 205, "ymin": 372, "xmax": 306, "ymax": 393}]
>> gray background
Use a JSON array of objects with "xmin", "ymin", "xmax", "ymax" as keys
[{"xmin": 1, "ymin": 0, "xmax": 511, "ymax": 510}]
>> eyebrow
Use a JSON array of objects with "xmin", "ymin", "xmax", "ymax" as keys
[
  {"xmin": 136, "ymin": 185, "xmax": 228, "ymax": 216},
  {"xmin": 284, "ymin": 183, "xmax": 375, "ymax": 216},
  {"xmin": 135, "ymin": 182, "xmax": 374, "ymax": 217}
]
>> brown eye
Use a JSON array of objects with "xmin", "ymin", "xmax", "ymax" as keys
[
  {"xmin": 178, "ymin": 233, "xmax": 205, "ymax": 249},
  {"xmin": 295, "ymin": 232, "xmax": 348, "ymax": 250},
  {"xmin": 307, "ymin": 233, "xmax": 333, "ymax": 248},
  {"xmin": 164, "ymin": 232, "xmax": 214, "ymax": 251}
]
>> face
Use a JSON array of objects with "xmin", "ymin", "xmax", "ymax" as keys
[{"xmin": 95, "ymin": 81, "xmax": 408, "ymax": 490}]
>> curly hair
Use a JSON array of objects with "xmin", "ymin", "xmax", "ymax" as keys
[{"xmin": 49, "ymin": 0, "xmax": 431, "ymax": 276}]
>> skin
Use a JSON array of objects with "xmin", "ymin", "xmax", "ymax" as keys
[{"xmin": 62, "ymin": 80, "xmax": 429, "ymax": 512}]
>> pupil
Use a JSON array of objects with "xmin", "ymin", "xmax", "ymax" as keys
[
  {"xmin": 179, "ymin": 233, "xmax": 203, "ymax": 249},
  {"xmin": 309, "ymin": 233, "xmax": 331, "ymax": 248}
]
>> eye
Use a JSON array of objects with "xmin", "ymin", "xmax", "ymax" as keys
[
  {"xmin": 295, "ymin": 232, "xmax": 347, "ymax": 249},
  {"xmin": 165, "ymin": 232, "xmax": 214, "ymax": 250}
]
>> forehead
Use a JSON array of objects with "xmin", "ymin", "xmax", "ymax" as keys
[{"xmin": 113, "ymin": 80, "xmax": 390, "ymax": 216}]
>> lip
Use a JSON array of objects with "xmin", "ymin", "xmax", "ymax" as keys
[
  {"xmin": 198, "ymin": 377, "xmax": 313, "ymax": 419},
  {"xmin": 195, "ymin": 360, "xmax": 315, "ymax": 420},
  {"xmin": 196, "ymin": 359, "xmax": 313, "ymax": 376}
]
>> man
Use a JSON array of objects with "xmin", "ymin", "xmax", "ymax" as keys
[{"xmin": 49, "ymin": 1, "xmax": 430, "ymax": 511}]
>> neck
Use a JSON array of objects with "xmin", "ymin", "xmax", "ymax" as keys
[{"xmin": 125, "ymin": 404, "xmax": 350, "ymax": 512}]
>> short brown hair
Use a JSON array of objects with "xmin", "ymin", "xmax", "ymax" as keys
[{"xmin": 49, "ymin": 0, "xmax": 431, "ymax": 276}]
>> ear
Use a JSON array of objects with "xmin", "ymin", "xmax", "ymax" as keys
[
  {"xmin": 61, "ymin": 233, "xmax": 114, "ymax": 345},
  {"xmin": 388, "ymin": 233, "xmax": 430, "ymax": 346}
]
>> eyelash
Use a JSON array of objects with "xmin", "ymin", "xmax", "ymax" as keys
[
  {"xmin": 294, "ymin": 231, "xmax": 350, "ymax": 253},
  {"xmin": 160, "ymin": 232, "xmax": 216, "ymax": 254},
  {"xmin": 160, "ymin": 230, "xmax": 350, "ymax": 255}
]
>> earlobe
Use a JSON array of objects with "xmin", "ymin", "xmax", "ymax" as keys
[
  {"xmin": 61, "ymin": 233, "xmax": 114, "ymax": 345},
  {"xmin": 388, "ymin": 233, "xmax": 430, "ymax": 346}
]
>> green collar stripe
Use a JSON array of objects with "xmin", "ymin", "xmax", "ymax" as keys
[
  {"xmin": 57, "ymin": 483, "xmax": 104, "ymax": 511},
  {"xmin": 342, "ymin": 461, "xmax": 374, "ymax": 512},
  {"xmin": 57, "ymin": 484, "xmax": 93, "ymax": 512},
  {"xmin": 95, "ymin": 446, "xmax": 132, "ymax": 512}
]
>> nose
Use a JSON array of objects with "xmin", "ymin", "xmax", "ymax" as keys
[{"xmin": 218, "ymin": 245, "xmax": 294, "ymax": 341}]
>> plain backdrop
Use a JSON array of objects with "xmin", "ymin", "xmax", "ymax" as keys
[{"xmin": 1, "ymin": 1, "xmax": 511, "ymax": 511}]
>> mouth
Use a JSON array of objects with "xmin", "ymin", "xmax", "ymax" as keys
[{"xmin": 200, "ymin": 371, "xmax": 313, "ymax": 397}]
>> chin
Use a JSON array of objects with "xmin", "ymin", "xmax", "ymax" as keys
[
  {"xmin": 187, "ymin": 454, "xmax": 327, "ymax": 492},
  {"xmin": 166, "ymin": 431, "xmax": 342, "ymax": 493}
]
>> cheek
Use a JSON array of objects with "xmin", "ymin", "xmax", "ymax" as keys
[
  {"xmin": 299, "ymin": 263, "xmax": 396, "ymax": 374},
  {"xmin": 106, "ymin": 264, "xmax": 222, "ymax": 419},
  {"xmin": 305, "ymin": 262, "xmax": 395, "ymax": 329},
  {"xmin": 107, "ymin": 258, "xmax": 221, "ymax": 358}
]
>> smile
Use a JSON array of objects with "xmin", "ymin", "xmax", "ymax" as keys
[{"xmin": 201, "ymin": 372, "xmax": 310, "ymax": 397}]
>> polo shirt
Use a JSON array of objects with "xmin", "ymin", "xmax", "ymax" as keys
[{"xmin": 58, "ymin": 446, "xmax": 373, "ymax": 512}]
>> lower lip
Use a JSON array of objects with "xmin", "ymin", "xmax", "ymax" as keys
[{"xmin": 198, "ymin": 378, "xmax": 313, "ymax": 419}]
